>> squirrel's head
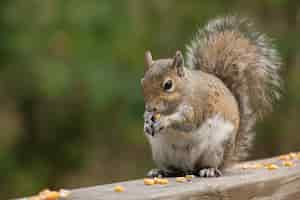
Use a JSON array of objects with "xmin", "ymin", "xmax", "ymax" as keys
[{"xmin": 141, "ymin": 50, "xmax": 186, "ymax": 114}]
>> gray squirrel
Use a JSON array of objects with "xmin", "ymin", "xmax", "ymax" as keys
[{"xmin": 141, "ymin": 16, "xmax": 282, "ymax": 177}]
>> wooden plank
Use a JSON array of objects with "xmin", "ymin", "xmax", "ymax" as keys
[{"xmin": 63, "ymin": 156, "xmax": 300, "ymax": 200}]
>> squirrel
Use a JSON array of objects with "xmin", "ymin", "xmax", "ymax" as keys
[{"xmin": 141, "ymin": 16, "xmax": 282, "ymax": 178}]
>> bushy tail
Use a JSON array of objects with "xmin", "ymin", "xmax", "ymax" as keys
[{"xmin": 186, "ymin": 16, "xmax": 282, "ymax": 161}]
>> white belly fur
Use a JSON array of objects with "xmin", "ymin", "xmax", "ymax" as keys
[{"xmin": 146, "ymin": 114, "xmax": 235, "ymax": 172}]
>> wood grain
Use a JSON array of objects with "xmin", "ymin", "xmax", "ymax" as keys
[
  {"xmin": 62, "ymin": 156, "xmax": 300, "ymax": 200},
  {"xmin": 19, "ymin": 155, "xmax": 300, "ymax": 200}
]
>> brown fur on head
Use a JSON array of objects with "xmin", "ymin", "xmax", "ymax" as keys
[{"xmin": 141, "ymin": 50, "xmax": 187, "ymax": 114}]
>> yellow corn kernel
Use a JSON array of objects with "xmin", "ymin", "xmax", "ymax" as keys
[
  {"xmin": 175, "ymin": 177, "xmax": 187, "ymax": 183},
  {"xmin": 155, "ymin": 178, "xmax": 169, "ymax": 185},
  {"xmin": 39, "ymin": 189, "xmax": 51, "ymax": 196},
  {"xmin": 185, "ymin": 174, "xmax": 194, "ymax": 181},
  {"xmin": 114, "ymin": 185, "xmax": 125, "ymax": 192},
  {"xmin": 144, "ymin": 178, "xmax": 155, "ymax": 185},
  {"xmin": 38, "ymin": 191, "xmax": 60, "ymax": 200},
  {"xmin": 289, "ymin": 152, "xmax": 297, "ymax": 159},
  {"xmin": 47, "ymin": 191, "xmax": 60, "ymax": 200},
  {"xmin": 265, "ymin": 164, "xmax": 279, "ymax": 170},
  {"xmin": 38, "ymin": 189, "xmax": 52, "ymax": 200},
  {"xmin": 154, "ymin": 113, "xmax": 161, "ymax": 120},
  {"xmin": 254, "ymin": 163, "xmax": 264, "ymax": 169},
  {"xmin": 282, "ymin": 160, "xmax": 294, "ymax": 167},
  {"xmin": 279, "ymin": 155, "xmax": 290, "ymax": 161},
  {"xmin": 153, "ymin": 177, "xmax": 159, "ymax": 184}
]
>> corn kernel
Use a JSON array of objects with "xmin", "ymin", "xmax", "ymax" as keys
[
  {"xmin": 144, "ymin": 178, "xmax": 155, "ymax": 185},
  {"xmin": 39, "ymin": 189, "xmax": 51, "ymax": 196},
  {"xmin": 282, "ymin": 160, "xmax": 294, "ymax": 167},
  {"xmin": 289, "ymin": 152, "xmax": 297, "ymax": 159},
  {"xmin": 185, "ymin": 175, "xmax": 194, "ymax": 181},
  {"xmin": 39, "ymin": 189, "xmax": 52, "ymax": 200},
  {"xmin": 279, "ymin": 155, "xmax": 290, "ymax": 161},
  {"xmin": 175, "ymin": 177, "xmax": 187, "ymax": 183},
  {"xmin": 46, "ymin": 191, "xmax": 60, "ymax": 200},
  {"xmin": 153, "ymin": 177, "xmax": 159, "ymax": 184},
  {"xmin": 265, "ymin": 164, "xmax": 279, "ymax": 170},
  {"xmin": 254, "ymin": 163, "xmax": 264, "ymax": 169},
  {"xmin": 154, "ymin": 113, "xmax": 161, "ymax": 120},
  {"xmin": 154, "ymin": 178, "xmax": 169, "ymax": 185},
  {"xmin": 29, "ymin": 189, "xmax": 71, "ymax": 200},
  {"xmin": 114, "ymin": 185, "xmax": 125, "ymax": 192}
]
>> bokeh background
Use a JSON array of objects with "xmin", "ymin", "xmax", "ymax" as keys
[{"xmin": 0, "ymin": 0, "xmax": 299, "ymax": 199}]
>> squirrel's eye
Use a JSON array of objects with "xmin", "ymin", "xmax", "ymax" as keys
[{"xmin": 163, "ymin": 79, "xmax": 174, "ymax": 92}]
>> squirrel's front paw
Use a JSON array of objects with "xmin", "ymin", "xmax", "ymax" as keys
[
  {"xmin": 152, "ymin": 117, "xmax": 167, "ymax": 133},
  {"xmin": 144, "ymin": 112, "xmax": 169, "ymax": 136},
  {"xmin": 144, "ymin": 123, "xmax": 154, "ymax": 136},
  {"xmin": 144, "ymin": 119, "xmax": 166, "ymax": 136}
]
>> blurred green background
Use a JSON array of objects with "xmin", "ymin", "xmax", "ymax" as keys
[{"xmin": 0, "ymin": 0, "xmax": 299, "ymax": 199}]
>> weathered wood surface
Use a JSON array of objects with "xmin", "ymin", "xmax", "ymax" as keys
[
  {"xmin": 61, "ymin": 156, "xmax": 300, "ymax": 200},
  {"xmin": 21, "ymin": 156, "xmax": 300, "ymax": 200}
]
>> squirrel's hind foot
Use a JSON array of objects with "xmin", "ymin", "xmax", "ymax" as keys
[
  {"xmin": 147, "ymin": 168, "xmax": 164, "ymax": 178},
  {"xmin": 197, "ymin": 168, "xmax": 222, "ymax": 177}
]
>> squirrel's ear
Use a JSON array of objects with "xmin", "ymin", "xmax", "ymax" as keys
[
  {"xmin": 172, "ymin": 50, "xmax": 185, "ymax": 77},
  {"xmin": 145, "ymin": 51, "xmax": 153, "ymax": 72}
]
